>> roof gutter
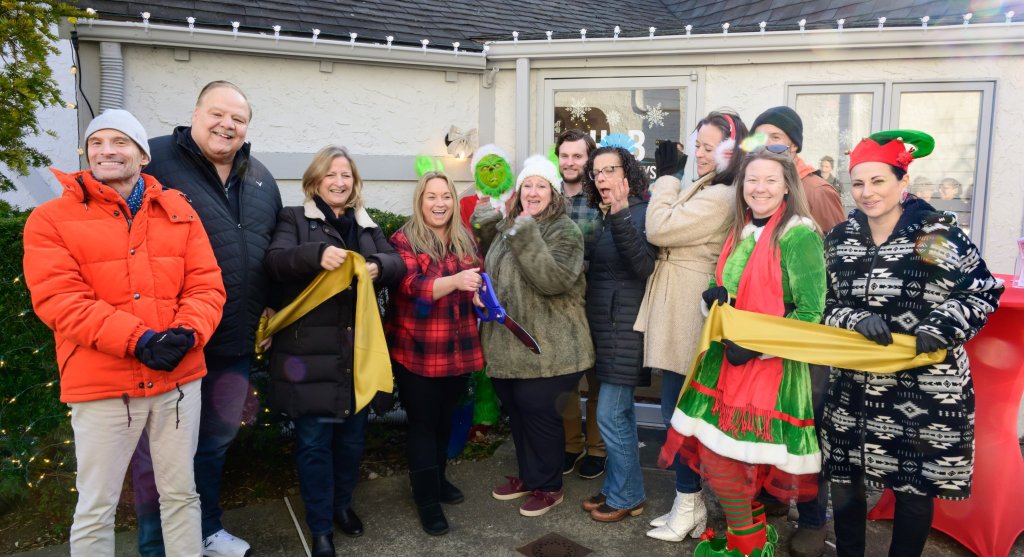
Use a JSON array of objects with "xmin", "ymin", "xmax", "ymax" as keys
[
  {"xmin": 73, "ymin": 20, "xmax": 487, "ymax": 72},
  {"xmin": 484, "ymin": 22, "xmax": 1024, "ymax": 62}
]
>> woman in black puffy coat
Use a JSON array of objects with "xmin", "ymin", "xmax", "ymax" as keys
[
  {"xmin": 264, "ymin": 145, "xmax": 404, "ymax": 556},
  {"xmin": 577, "ymin": 146, "xmax": 657, "ymax": 523}
]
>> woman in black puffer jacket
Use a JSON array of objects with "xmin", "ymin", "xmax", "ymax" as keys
[
  {"xmin": 577, "ymin": 146, "xmax": 657, "ymax": 523},
  {"xmin": 264, "ymin": 145, "xmax": 403, "ymax": 557}
]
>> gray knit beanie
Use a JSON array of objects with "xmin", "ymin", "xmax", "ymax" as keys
[{"xmin": 84, "ymin": 109, "xmax": 151, "ymax": 158}]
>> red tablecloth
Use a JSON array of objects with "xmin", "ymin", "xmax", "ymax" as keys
[{"xmin": 868, "ymin": 274, "xmax": 1024, "ymax": 557}]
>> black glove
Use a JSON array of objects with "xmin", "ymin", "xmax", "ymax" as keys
[
  {"xmin": 135, "ymin": 328, "xmax": 195, "ymax": 371},
  {"xmin": 370, "ymin": 391, "xmax": 395, "ymax": 416},
  {"xmin": 915, "ymin": 331, "xmax": 945, "ymax": 355},
  {"xmin": 655, "ymin": 141, "xmax": 688, "ymax": 178},
  {"xmin": 702, "ymin": 286, "xmax": 730, "ymax": 308},
  {"xmin": 721, "ymin": 339, "xmax": 761, "ymax": 366},
  {"xmin": 853, "ymin": 314, "xmax": 892, "ymax": 346}
]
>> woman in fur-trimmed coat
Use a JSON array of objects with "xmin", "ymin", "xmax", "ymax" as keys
[{"xmin": 472, "ymin": 155, "xmax": 594, "ymax": 518}]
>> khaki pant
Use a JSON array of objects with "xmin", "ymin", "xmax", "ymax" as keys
[
  {"xmin": 69, "ymin": 379, "xmax": 202, "ymax": 556},
  {"xmin": 561, "ymin": 368, "xmax": 605, "ymax": 456}
]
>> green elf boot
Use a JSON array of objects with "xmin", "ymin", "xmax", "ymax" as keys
[{"xmin": 693, "ymin": 522, "xmax": 777, "ymax": 557}]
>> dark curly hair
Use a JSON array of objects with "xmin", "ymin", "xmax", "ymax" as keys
[{"xmin": 581, "ymin": 146, "xmax": 649, "ymax": 209}]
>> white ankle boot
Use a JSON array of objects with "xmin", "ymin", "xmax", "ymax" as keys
[{"xmin": 646, "ymin": 490, "xmax": 707, "ymax": 542}]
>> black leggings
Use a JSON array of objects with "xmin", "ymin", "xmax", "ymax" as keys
[
  {"xmin": 393, "ymin": 363, "xmax": 469, "ymax": 472},
  {"xmin": 830, "ymin": 477, "xmax": 934, "ymax": 557}
]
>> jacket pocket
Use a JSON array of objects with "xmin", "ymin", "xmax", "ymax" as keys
[{"xmin": 55, "ymin": 337, "xmax": 78, "ymax": 378}]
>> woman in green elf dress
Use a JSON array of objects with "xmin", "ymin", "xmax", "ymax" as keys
[{"xmin": 660, "ymin": 146, "xmax": 826, "ymax": 557}]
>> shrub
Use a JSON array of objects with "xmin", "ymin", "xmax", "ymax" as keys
[{"xmin": 366, "ymin": 207, "xmax": 409, "ymax": 239}]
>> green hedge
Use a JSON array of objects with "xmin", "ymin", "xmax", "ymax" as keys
[
  {"xmin": 366, "ymin": 207, "xmax": 409, "ymax": 239},
  {"xmin": 0, "ymin": 201, "xmax": 74, "ymax": 512}
]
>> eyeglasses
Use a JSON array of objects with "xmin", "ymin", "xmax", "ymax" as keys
[{"xmin": 589, "ymin": 165, "xmax": 623, "ymax": 180}]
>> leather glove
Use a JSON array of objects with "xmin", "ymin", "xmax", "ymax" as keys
[
  {"xmin": 853, "ymin": 314, "xmax": 893, "ymax": 346},
  {"xmin": 915, "ymin": 331, "xmax": 945, "ymax": 355},
  {"xmin": 721, "ymin": 339, "xmax": 761, "ymax": 366},
  {"xmin": 655, "ymin": 141, "xmax": 687, "ymax": 178},
  {"xmin": 701, "ymin": 286, "xmax": 730, "ymax": 308},
  {"xmin": 370, "ymin": 391, "xmax": 396, "ymax": 416},
  {"xmin": 135, "ymin": 328, "xmax": 194, "ymax": 371}
]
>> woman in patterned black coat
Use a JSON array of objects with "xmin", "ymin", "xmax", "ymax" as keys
[{"xmin": 820, "ymin": 131, "xmax": 1003, "ymax": 557}]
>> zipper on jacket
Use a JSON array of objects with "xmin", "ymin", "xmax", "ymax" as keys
[{"xmin": 859, "ymin": 233, "xmax": 880, "ymax": 482}]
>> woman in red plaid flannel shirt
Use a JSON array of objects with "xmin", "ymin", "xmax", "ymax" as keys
[{"xmin": 388, "ymin": 170, "xmax": 485, "ymax": 536}]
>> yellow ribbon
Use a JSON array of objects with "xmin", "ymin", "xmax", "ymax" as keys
[
  {"xmin": 681, "ymin": 303, "xmax": 947, "ymax": 397},
  {"xmin": 255, "ymin": 251, "xmax": 393, "ymax": 413}
]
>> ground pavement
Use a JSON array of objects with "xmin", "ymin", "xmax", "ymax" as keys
[{"xmin": 18, "ymin": 427, "xmax": 1020, "ymax": 556}]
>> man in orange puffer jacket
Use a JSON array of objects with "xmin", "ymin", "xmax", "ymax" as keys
[{"xmin": 22, "ymin": 109, "xmax": 226, "ymax": 556}]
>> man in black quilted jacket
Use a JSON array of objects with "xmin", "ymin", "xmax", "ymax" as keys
[{"xmin": 130, "ymin": 81, "xmax": 282, "ymax": 557}]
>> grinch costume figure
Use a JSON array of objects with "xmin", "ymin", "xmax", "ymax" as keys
[
  {"xmin": 661, "ymin": 205, "xmax": 826, "ymax": 557},
  {"xmin": 470, "ymin": 144, "xmax": 515, "ymax": 216}
]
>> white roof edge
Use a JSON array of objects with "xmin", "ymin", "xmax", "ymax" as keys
[
  {"xmin": 73, "ymin": 20, "xmax": 487, "ymax": 72},
  {"xmin": 484, "ymin": 22, "xmax": 1024, "ymax": 60}
]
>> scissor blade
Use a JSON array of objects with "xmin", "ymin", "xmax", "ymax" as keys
[{"xmin": 503, "ymin": 315, "xmax": 542, "ymax": 354}]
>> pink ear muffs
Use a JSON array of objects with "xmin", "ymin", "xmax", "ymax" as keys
[{"xmin": 715, "ymin": 114, "xmax": 738, "ymax": 172}]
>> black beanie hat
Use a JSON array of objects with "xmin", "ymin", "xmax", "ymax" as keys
[{"xmin": 752, "ymin": 106, "xmax": 803, "ymax": 153}]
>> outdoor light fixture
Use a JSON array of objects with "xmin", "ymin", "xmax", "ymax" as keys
[
  {"xmin": 421, "ymin": 39, "xmax": 429, "ymax": 53},
  {"xmin": 921, "ymin": 16, "xmax": 930, "ymax": 29},
  {"xmin": 837, "ymin": 18, "xmax": 845, "ymax": 31},
  {"xmin": 349, "ymin": 32, "xmax": 357, "ymax": 47},
  {"xmin": 141, "ymin": 11, "xmax": 150, "ymax": 31},
  {"xmin": 453, "ymin": 41, "xmax": 460, "ymax": 55},
  {"xmin": 231, "ymin": 21, "xmax": 239, "ymax": 38},
  {"xmin": 1007, "ymin": 11, "xmax": 1015, "ymax": 23},
  {"xmin": 799, "ymin": 19, "xmax": 806, "ymax": 32},
  {"xmin": 963, "ymin": 13, "xmax": 973, "ymax": 25},
  {"xmin": 878, "ymin": 17, "xmax": 886, "ymax": 30},
  {"xmin": 187, "ymin": 16, "xmax": 196, "ymax": 34},
  {"xmin": 614, "ymin": 26, "xmax": 620, "ymax": 40},
  {"xmin": 685, "ymin": 24, "xmax": 692, "ymax": 36},
  {"xmin": 580, "ymin": 28, "xmax": 587, "ymax": 41},
  {"xmin": 86, "ymin": 7, "xmax": 95, "ymax": 27},
  {"xmin": 722, "ymin": 22, "xmax": 729, "ymax": 35},
  {"xmin": 759, "ymin": 21, "xmax": 766, "ymax": 34},
  {"xmin": 546, "ymin": 30, "xmax": 552, "ymax": 42},
  {"xmin": 312, "ymin": 28, "xmax": 320, "ymax": 45},
  {"xmin": 273, "ymin": 25, "xmax": 280, "ymax": 41},
  {"xmin": 386, "ymin": 35, "xmax": 394, "ymax": 50},
  {"xmin": 512, "ymin": 30, "xmax": 518, "ymax": 44},
  {"xmin": 649, "ymin": 26, "xmax": 656, "ymax": 39}
]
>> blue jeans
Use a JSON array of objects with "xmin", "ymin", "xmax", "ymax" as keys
[
  {"xmin": 293, "ymin": 411, "xmax": 367, "ymax": 536},
  {"xmin": 660, "ymin": 370, "xmax": 701, "ymax": 494},
  {"xmin": 134, "ymin": 354, "xmax": 252, "ymax": 556},
  {"xmin": 596, "ymin": 382, "xmax": 645, "ymax": 509},
  {"xmin": 795, "ymin": 364, "xmax": 830, "ymax": 529}
]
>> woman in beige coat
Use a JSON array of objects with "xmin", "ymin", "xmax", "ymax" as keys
[{"xmin": 636, "ymin": 110, "xmax": 749, "ymax": 542}]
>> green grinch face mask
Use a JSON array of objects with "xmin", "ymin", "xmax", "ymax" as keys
[{"xmin": 474, "ymin": 154, "xmax": 514, "ymax": 199}]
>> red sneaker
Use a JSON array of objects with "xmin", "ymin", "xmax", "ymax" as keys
[
  {"xmin": 492, "ymin": 476, "xmax": 529, "ymax": 500},
  {"xmin": 519, "ymin": 489, "xmax": 564, "ymax": 517}
]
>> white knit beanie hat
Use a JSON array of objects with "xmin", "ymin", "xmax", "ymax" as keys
[
  {"xmin": 84, "ymin": 109, "xmax": 151, "ymax": 158},
  {"xmin": 515, "ymin": 155, "xmax": 562, "ymax": 194},
  {"xmin": 471, "ymin": 143, "xmax": 511, "ymax": 172}
]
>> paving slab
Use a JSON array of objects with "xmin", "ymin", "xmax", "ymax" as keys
[{"xmin": 14, "ymin": 429, "xmax": 1023, "ymax": 556}]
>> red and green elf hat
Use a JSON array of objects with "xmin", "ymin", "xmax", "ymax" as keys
[{"xmin": 848, "ymin": 129, "xmax": 935, "ymax": 172}]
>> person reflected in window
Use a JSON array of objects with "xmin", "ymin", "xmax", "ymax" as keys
[
  {"xmin": 908, "ymin": 176, "xmax": 935, "ymax": 201},
  {"xmin": 818, "ymin": 155, "xmax": 841, "ymax": 195}
]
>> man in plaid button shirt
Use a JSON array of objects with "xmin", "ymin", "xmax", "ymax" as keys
[{"xmin": 555, "ymin": 129, "xmax": 607, "ymax": 479}]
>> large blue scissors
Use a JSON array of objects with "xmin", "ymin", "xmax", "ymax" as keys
[{"xmin": 475, "ymin": 272, "xmax": 542, "ymax": 354}]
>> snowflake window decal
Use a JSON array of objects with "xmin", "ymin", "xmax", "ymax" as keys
[
  {"xmin": 642, "ymin": 103, "xmax": 666, "ymax": 128},
  {"xmin": 568, "ymin": 97, "xmax": 591, "ymax": 122}
]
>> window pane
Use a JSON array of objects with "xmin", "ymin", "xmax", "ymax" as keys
[
  {"xmin": 794, "ymin": 93, "xmax": 875, "ymax": 213},
  {"xmin": 553, "ymin": 88, "xmax": 687, "ymax": 177},
  {"xmin": 897, "ymin": 91, "xmax": 982, "ymax": 237}
]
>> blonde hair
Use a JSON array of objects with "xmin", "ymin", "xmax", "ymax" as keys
[
  {"xmin": 728, "ymin": 148, "xmax": 818, "ymax": 255},
  {"xmin": 399, "ymin": 171, "xmax": 479, "ymax": 264},
  {"xmin": 301, "ymin": 145, "xmax": 364, "ymax": 210}
]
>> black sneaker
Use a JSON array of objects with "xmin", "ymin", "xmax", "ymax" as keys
[
  {"xmin": 577, "ymin": 455, "xmax": 606, "ymax": 479},
  {"xmin": 563, "ymin": 451, "xmax": 584, "ymax": 475}
]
